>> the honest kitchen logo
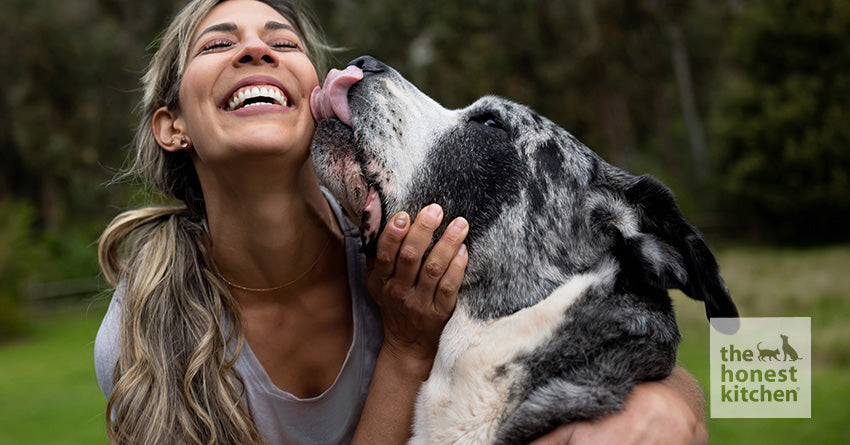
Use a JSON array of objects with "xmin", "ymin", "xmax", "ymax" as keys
[
  {"xmin": 718, "ymin": 336, "xmax": 802, "ymax": 403},
  {"xmin": 710, "ymin": 318, "xmax": 811, "ymax": 418}
]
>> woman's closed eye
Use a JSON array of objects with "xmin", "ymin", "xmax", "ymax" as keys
[
  {"xmin": 269, "ymin": 39, "xmax": 302, "ymax": 51},
  {"xmin": 199, "ymin": 39, "xmax": 234, "ymax": 54},
  {"xmin": 198, "ymin": 39, "xmax": 301, "ymax": 55}
]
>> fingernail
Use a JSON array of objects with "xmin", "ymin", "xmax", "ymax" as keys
[
  {"xmin": 458, "ymin": 244, "xmax": 468, "ymax": 257},
  {"xmin": 452, "ymin": 217, "xmax": 468, "ymax": 230},
  {"xmin": 394, "ymin": 212, "xmax": 408, "ymax": 228},
  {"xmin": 427, "ymin": 204, "xmax": 443, "ymax": 220}
]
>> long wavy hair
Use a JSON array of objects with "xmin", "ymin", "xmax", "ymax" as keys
[{"xmin": 98, "ymin": 1, "xmax": 332, "ymax": 443}]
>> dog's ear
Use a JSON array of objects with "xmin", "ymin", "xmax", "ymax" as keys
[{"xmin": 613, "ymin": 175, "xmax": 738, "ymax": 321}]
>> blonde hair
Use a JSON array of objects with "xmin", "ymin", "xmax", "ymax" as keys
[{"xmin": 99, "ymin": 0, "xmax": 332, "ymax": 443}]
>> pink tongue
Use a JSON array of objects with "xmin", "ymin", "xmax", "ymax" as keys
[
  {"xmin": 362, "ymin": 187, "xmax": 381, "ymax": 245},
  {"xmin": 310, "ymin": 65, "xmax": 364, "ymax": 126}
]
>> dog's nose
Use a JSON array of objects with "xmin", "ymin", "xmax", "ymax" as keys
[{"xmin": 348, "ymin": 56, "xmax": 386, "ymax": 75}]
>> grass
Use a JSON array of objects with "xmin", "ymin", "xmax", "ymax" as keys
[
  {"xmin": 0, "ymin": 301, "xmax": 109, "ymax": 445},
  {"xmin": 1, "ymin": 245, "xmax": 848, "ymax": 443}
]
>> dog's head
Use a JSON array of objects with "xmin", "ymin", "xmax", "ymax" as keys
[{"xmin": 311, "ymin": 56, "xmax": 737, "ymax": 321}]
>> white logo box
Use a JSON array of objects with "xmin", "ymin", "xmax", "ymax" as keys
[{"xmin": 709, "ymin": 317, "xmax": 811, "ymax": 418}]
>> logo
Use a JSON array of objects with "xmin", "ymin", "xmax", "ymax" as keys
[{"xmin": 709, "ymin": 317, "xmax": 811, "ymax": 418}]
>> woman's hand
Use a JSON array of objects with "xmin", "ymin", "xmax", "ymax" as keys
[
  {"xmin": 367, "ymin": 204, "xmax": 469, "ymax": 368},
  {"xmin": 353, "ymin": 204, "xmax": 468, "ymax": 444},
  {"xmin": 530, "ymin": 367, "xmax": 709, "ymax": 445}
]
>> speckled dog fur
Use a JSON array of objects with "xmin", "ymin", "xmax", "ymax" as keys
[{"xmin": 311, "ymin": 56, "xmax": 738, "ymax": 444}]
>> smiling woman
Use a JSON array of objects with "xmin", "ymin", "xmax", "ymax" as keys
[
  {"xmin": 94, "ymin": 0, "xmax": 470, "ymax": 444},
  {"xmin": 94, "ymin": 1, "xmax": 710, "ymax": 444}
]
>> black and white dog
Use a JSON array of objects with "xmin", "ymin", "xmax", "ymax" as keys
[{"xmin": 310, "ymin": 56, "xmax": 738, "ymax": 444}]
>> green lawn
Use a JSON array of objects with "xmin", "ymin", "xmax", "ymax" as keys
[
  {"xmin": 1, "ymin": 245, "xmax": 848, "ymax": 443},
  {"xmin": 0, "ymin": 303, "xmax": 109, "ymax": 445}
]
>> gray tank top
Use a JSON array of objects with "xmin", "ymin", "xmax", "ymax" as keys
[{"xmin": 94, "ymin": 192, "xmax": 384, "ymax": 444}]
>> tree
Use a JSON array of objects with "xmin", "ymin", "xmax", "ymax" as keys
[
  {"xmin": 0, "ymin": 0, "xmax": 180, "ymax": 337},
  {"xmin": 711, "ymin": 0, "xmax": 850, "ymax": 242}
]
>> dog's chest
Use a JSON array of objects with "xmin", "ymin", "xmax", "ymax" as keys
[
  {"xmin": 409, "ymin": 310, "xmax": 524, "ymax": 444},
  {"xmin": 410, "ymin": 271, "xmax": 606, "ymax": 444}
]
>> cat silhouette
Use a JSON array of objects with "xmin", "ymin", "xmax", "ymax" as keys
[{"xmin": 757, "ymin": 342, "xmax": 780, "ymax": 362}]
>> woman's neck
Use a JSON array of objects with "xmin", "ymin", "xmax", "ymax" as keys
[{"xmin": 202, "ymin": 158, "xmax": 343, "ymax": 294}]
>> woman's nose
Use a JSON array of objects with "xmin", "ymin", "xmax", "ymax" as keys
[{"xmin": 233, "ymin": 37, "xmax": 278, "ymax": 67}]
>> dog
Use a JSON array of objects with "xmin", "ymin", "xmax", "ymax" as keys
[
  {"xmin": 780, "ymin": 334, "xmax": 801, "ymax": 361},
  {"xmin": 310, "ymin": 56, "xmax": 738, "ymax": 444}
]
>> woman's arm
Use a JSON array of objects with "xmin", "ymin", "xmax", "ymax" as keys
[
  {"xmin": 352, "ymin": 205, "xmax": 469, "ymax": 444},
  {"xmin": 530, "ymin": 366, "xmax": 709, "ymax": 445}
]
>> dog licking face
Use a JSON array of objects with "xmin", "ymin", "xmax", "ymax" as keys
[{"xmin": 311, "ymin": 56, "xmax": 737, "ymax": 444}]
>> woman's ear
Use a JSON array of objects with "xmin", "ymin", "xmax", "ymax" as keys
[{"xmin": 152, "ymin": 107, "xmax": 192, "ymax": 152}]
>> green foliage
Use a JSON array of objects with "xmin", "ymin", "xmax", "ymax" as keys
[
  {"xmin": 0, "ymin": 199, "xmax": 103, "ymax": 339},
  {"xmin": 312, "ymin": 0, "xmax": 850, "ymax": 242},
  {"xmin": 0, "ymin": 200, "xmax": 41, "ymax": 337},
  {"xmin": 711, "ymin": 0, "xmax": 850, "ymax": 242},
  {"xmin": 0, "ymin": 0, "xmax": 181, "ymax": 230}
]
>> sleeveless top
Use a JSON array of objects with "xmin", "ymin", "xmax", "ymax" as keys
[{"xmin": 94, "ymin": 192, "xmax": 384, "ymax": 444}]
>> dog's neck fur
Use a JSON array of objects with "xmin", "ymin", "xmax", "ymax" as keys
[
  {"xmin": 452, "ymin": 161, "xmax": 649, "ymax": 321},
  {"xmin": 457, "ymin": 197, "xmax": 612, "ymax": 321}
]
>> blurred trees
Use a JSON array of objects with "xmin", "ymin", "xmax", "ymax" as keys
[
  {"xmin": 0, "ymin": 0, "xmax": 176, "ymax": 231},
  {"xmin": 710, "ymin": 0, "xmax": 850, "ymax": 242},
  {"xmin": 0, "ymin": 0, "xmax": 178, "ymax": 335},
  {"xmin": 1, "ymin": 0, "xmax": 848, "ymax": 336}
]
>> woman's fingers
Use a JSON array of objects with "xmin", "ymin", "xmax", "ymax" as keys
[
  {"xmin": 368, "ymin": 203, "xmax": 468, "ymax": 316},
  {"xmin": 366, "ymin": 203, "xmax": 470, "ymax": 361},
  {"xmin": 392, "ymin": 204, "xmax": 445, "ymax": 286},
  {"xmin": 416, "ymin": 216, "xmax": 469, "ymax": 308},
  {"xmin": 370, "ymin": 211, "xmax": 410, "ymax": 284},
  {"xmin": 434, "ymin": 243, "xmax": 468, "ymax": 315}
]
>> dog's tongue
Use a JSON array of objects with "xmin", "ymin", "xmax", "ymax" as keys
[{"xmin": 310, "ymin": 65, "xmax": 363, "ymax": 126}]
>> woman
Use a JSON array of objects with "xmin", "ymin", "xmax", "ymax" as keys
[{"xmin": 95, "ymin": 0, "xmax": 707, "ymax": 443}]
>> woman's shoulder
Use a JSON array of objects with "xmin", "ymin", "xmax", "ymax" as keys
[{"xmin": 93, "ymin": 286, "xmax": 124, "ymax": 398}]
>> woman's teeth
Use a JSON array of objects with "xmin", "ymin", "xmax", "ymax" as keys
[{"xmin": 227, "ymin": 85, "xmax": 288, "ymax": 111}]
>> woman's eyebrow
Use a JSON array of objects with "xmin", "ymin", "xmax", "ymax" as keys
[
  {"xmin": 192, "ymin": 22, "xmax": 238, "ymax": 49},
  {"xmin": 265, "ymin": 21, "xmax": 303, "ymax": 41},
  {"xmin": 265, "ymin": 21, "xmax": 297, "ymax": 33}
]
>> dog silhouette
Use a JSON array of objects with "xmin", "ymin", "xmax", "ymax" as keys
[{"xmin": 780, "ymin": 334, "xmax": 801, "ymax": 361}]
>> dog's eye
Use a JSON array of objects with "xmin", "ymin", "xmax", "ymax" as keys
[{"xmin": 470, "ymin": 114, "xmax": 505, "ymax": 132}]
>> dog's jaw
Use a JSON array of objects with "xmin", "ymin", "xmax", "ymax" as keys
[
  {"xmin": 312, "ymin": 61, "xmax": 459, "ymax": 253},
  {"xmin": 310, "ymin": 118, "xmax": 385, "ymax": 251},
  {"xmin": 310, "ymin": 66, "xmax": 387, "ymax": 249}
]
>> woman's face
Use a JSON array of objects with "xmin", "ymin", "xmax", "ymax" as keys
[{"xmin": 172, "ymin": 0, "xmax": 320, "ymax": 164}]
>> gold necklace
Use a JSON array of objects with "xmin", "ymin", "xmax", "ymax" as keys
[{"xmin": 218, "ymin": 235, "xmax": 332, "ymax": 292}]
